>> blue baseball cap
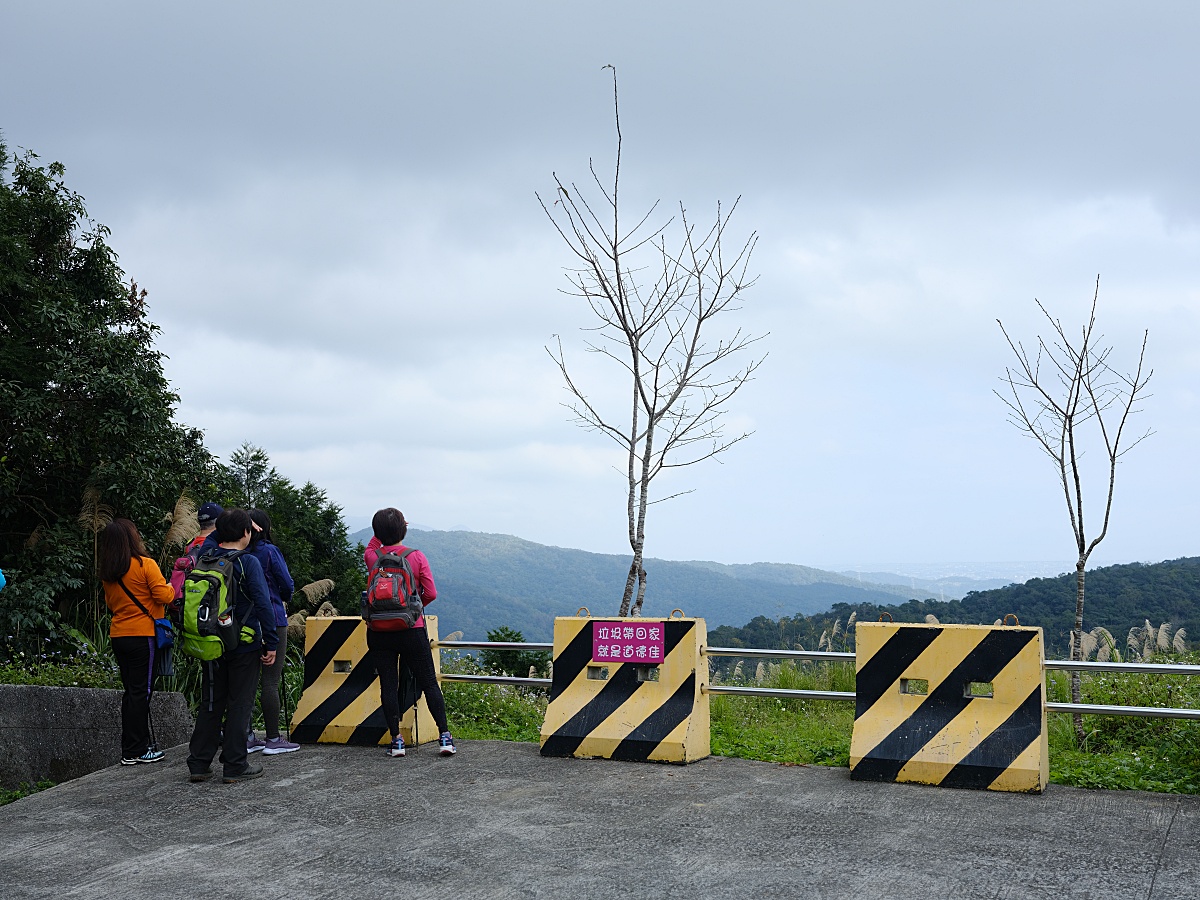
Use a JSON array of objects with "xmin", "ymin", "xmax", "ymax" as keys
[{"xmin": 197, "ymin": 502, "xmax": 224, "ymax": 526}]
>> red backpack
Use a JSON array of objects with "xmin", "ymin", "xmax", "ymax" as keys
[{"xmin": 363, "ymin": 548, "xmax": 423, "ymax": 631}]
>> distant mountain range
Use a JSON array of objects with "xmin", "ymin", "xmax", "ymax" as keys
[
  {"xmin": 711, "ymin": 557, "xmax": 1200, "ymax": 657},
  {"xmin": 350, "ymin": 528, "xmax": 1002, "ymax": 641},
  {"xmin": 349, "ymin": 528, "xmax": 1199, "ymax": 652}
]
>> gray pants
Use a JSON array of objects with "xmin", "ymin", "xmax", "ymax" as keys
[{"xmin": 258, "ymin": 626, "xmax": 288, "ymax": 739}]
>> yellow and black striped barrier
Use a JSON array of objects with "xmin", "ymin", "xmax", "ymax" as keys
[
  {"xmin": 539, "ymin": 613, "xmax": 709, "ymax": 763},
  {"xmin": 849, "ymin": 621, "xmax": 1047, "ymax": 793},
  {"xmin": 290, "ymin": 615, "xmax": 440, "ymax": 747}
]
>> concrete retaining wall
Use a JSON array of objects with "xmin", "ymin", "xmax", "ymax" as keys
[{"xmin": 0, "ymin": 685, "xmax": 194, "ymax": 789}]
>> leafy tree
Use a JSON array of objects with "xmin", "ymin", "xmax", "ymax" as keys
[
  {"xmin": 217, "ymin": 443, "xmax": 365, "ymax": 614},
  {"xmin": 229, "ymin": 441, "xmax": 274, "ymax": 508},
  {"xmin": 0, "ymin": 142, "xmax": 220, "ymax": 644}
]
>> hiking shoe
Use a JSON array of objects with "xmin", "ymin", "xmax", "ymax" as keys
[
  {"xmin": 121, "ymin": 748, "xmax": 166, "ymax": 766},
  {"xmin": 246, "ymin": 734, "xmax": 266, "ymax": 753},
  {"xmin": 223, "ymin": 763, "xmax": 264, "ymax": 783},
  {"xmin": 188, "ymin": 768, "xmax": 213, "ymax": 783},
  {"xmin": 263, "ymin": 737, "xmax": 300, "ymax": 755},
  {"xmin": 386, "ymin": 736, "xmax": 406, "ymax": 758},
  {"xmin": 438, "ymin": 732, "xmax": 457, "ymax": 756}
]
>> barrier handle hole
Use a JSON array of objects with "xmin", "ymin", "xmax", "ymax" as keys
[
  {"xmin": 899, "ymin": 678, "xmax": 928, "ymax": 695},
  {"xmin": 587, "ymin": 666, "xmax": 609, "ymax": 681},
  {"xmin": 333, "ymin": 660, "xmax": 352, "ymax": 674},
  {"xmin": 634, "ymin": 666, "xmax": 660, "ymax": 683},
  {"xmin": 966, "ymin": 681, "xmax": 994, "ymax": 699}
]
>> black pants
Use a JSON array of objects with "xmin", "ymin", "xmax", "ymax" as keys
[
  {"xmin": 187, "ymin": 651, "xmax": 261, "ymax": 776},
  {"xmin": 112, "ymin": 635, "xmax": 156, "ymax": 760},
  {"xmin": 367, "ymin": 627, "xmax": 448, "ymax": 739}
]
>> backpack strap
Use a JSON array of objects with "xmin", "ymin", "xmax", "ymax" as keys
[
  {"xmin": 117, "ymin": 572, "xmax": 157, "ymax": 624},
  {"xmin": 195, "ymin": 549, "xmax": 254, "ymax": 633}
]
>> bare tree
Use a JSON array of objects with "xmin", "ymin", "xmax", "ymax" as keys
[
  {"xmin": 996, "ymin": 277, "xmax": 1152, "ymax": 744},
  {"xmin": 539, "ymin": 67, "xmax": 766, "ymax": 617}
]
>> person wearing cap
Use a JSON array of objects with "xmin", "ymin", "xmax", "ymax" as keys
[{"xmin": 188, "ymin": 502, "xmax": 224, "ymax": 553}]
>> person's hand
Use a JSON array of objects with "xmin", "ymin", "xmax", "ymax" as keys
[{"xmin": 261, "ymin": 650, "xmax": 277, "ymax": 666}]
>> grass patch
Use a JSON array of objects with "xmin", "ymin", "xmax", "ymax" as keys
[
  {"xmin": 1046, "ymin": 661, "xmax": 1200, "ymax": 793},
  {"xmin": 440, "ymin": 651, "xmax": 547, "ymax": 742},
  {"xmin": 710, "ymin": 660, "xmax": 855, "ymax": 766},
  {"xmin": 711, "ymin": 695, "xmax": 852, "ymax": 765},
  {"xmin": 0, "ymin": 780, "xmax": 54, "ymax": 806}
]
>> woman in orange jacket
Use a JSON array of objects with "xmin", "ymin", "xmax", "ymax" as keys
[{"xmin": 99, "ymin": 518, "xmax": 175, "ymax": 765}]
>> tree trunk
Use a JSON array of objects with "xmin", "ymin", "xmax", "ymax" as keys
[
  {"xmin": 1071, "ymin": 559, "xmax": 1086, "ymax": 745},
  {"xmin": 631, "ymin": 546, "xmax": 647, "ymax": 616},
  {"xmin": 619, "ymin": 556, "xmax": 638, "ymax": 617}
]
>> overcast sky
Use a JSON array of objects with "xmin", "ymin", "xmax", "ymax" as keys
[{"xmin": 3, "ymin": 2, "xmax": 1198, "ymax": 574}]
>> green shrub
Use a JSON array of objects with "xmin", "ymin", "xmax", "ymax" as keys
[
  {"xmin": 440, "ymin": 650, "xmax": 547, "ymax": 742},
  {"xmin": 0, "ymin": 780, "xmax": 54, "ymax": 806},
  {"xmin": 0, "ymin": 627, "xmax": 120, "ymax": 689}
]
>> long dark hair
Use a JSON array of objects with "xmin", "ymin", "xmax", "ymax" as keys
[
  {"xmin": 249, "ymin": 508, "xmax": 273, "ymax": 544},
  {"xmin": 98, "ymin": 519, "xmax": 148, "ymax": 583}
]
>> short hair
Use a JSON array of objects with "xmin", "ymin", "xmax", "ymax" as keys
[
  {"xmin": 98, "ymin": 519, "xmax": 148, "ymax": 583},
  {"xmin": 371, "ymin": 508, "xmax": 407, "ymax": 545},
  {"xmin": 215, "ymin": 507, "xmax": 253, "ymax": 543},
  {"xmin": 249, "ymin": 508, "xmax": 273, "ymax": 544}
]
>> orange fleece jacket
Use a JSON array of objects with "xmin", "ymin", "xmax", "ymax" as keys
[{"xmin": 104, "ymin": 556, "xmax": 174, "ymax": 638}]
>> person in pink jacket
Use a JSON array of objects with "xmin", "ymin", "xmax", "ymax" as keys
[{"xmin": 364, "ymin": 508, "xmax": 456, "ymax": 757}]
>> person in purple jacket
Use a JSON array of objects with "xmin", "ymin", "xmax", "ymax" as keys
[{"xmin": 245, "ymin": 509, "xmax": 299, "ymax": 755}]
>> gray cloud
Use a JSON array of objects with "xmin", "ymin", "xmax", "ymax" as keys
[{"xmin": 3, "ymin": 1, "xmax": 1197, "ymax": 570}]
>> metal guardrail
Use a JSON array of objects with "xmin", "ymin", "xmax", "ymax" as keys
[
  {"xmin": 704, "ymin": 646, "xmax": 1200, "ymax": 720},
  {"xmin": 432, "ymin": 639, "xmax": 1200, "ymax": 719},
  {"xmin": 434, "ymin": 639, "xmax": 553, "ymax": 688}
]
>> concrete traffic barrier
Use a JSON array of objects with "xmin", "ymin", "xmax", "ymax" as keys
[
  {"xmin": 290, "ymin": 615, "xmax": 440, "ymax": 747},
  {"xmin": 540, "ymin": 611, "xmax": 709, "ymax": 763},
  {"xmin": 849, "ymin": 620, "xmax": 1048, "ymax": 792}
]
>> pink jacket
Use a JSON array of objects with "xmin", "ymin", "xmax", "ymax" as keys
[{"xmin": 364, "ymin": 536, "xmax": 437, "ymax": 628}]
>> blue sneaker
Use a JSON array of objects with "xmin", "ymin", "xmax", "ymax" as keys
[
  {"xmin": 121, "ymin": 748, "xmax": 165, "ymax": 766},
  {"xmin": 438, "ymin": 732, "xmax": 457, "ymax": 756},
  {"xmin": 387, "ymin": 736, "xmax": 406, "ymax": 758}
]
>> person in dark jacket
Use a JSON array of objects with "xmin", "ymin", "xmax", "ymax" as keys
[
  {"xmin": 186, "ymin": 508, "xmax": 279, "ymax": 783},
  {"xmin": 245, "ymin": 509, "xmax": 299, "ymax": 754}
]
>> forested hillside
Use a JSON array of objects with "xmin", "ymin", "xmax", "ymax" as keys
[
  {"xmin": 709, "ymin": 557, "xmax": 1200, "ymax": 657},
  {"xmin": 350, "ymin": 528, "xmax": 932, "ymax": 641}
]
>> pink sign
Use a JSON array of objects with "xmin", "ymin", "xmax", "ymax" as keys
[{"xmin": 592, "ymin": 621, "xmax": 665, "ymax": 664}]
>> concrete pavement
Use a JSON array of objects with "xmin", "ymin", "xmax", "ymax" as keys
[{"xmin": 1, "ymin": 740, "xmax": 1197, "ymax": 899}]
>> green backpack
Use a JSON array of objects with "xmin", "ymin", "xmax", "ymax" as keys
[{"xmin": 180, "ymin": 551, "xmax": 255, "ymax": 660}]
